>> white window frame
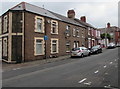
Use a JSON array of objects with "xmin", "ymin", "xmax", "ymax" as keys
[
  {"xmin": 3, "ymin": 15, "xmax": 8, "ymax": 33},
  {"xmin": 73, "ymin": 28, "xmax": 76, "ymax": 37},
  {"xmin": 51, "ymin": 38, "xmax": 59, "ymax": 54},
  {"xmin": 34, "ymin": 37, "xmax": 44, "ymax": 56},
  {"xmin": 51, "ymin": 20, "xmax": 58, "ymax": 34},
  {"xmin": 66, "ymin": 25, "xmax": 70, "ymax": 36},
  {"xmin": 76, "ymin": 29, "xmax": 80, "ymax": 37},
  {"xmin": 35, "ymin": 16, "xmax": 45, "ymax": 33},
  {"xmin": 3, "ymin": 37, "xmax": 7, "ymax": 56},
  {"xmin": 66, "ymin": 41, "xmax": 70, "ymax": 52}
]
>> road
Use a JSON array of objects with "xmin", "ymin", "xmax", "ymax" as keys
[{"xmin": 2, "ymin": 48, "xmax": 119, "ymax": 88}]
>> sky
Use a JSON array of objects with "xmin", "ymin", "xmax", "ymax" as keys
[{"xmin": 0, "ymin": 0, "xmax": 119, "ymax": 28}]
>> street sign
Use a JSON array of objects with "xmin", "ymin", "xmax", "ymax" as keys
[{"xmin": 44, "ymin": 35, "xmax": 48, "ymax": 40}]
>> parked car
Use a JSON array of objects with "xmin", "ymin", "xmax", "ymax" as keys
[
  {"xmin": 71, "ymin": 47, "xmax": 91, "ymax": 58},
  {"xmin": 107, "ymin": 43, "xmax": 116, "ymax": 49},
  {"xmin": 90, "ymin": 45, "xmax": 102, "ymax": 54},
  {"xmin": 116, "ymin": 43, "xmax": 120, "ymax": 47}
]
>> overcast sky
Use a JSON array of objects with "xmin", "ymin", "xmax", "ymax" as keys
[{"xmin": 0, "ymin": 0, "xmax": 119, "ymax": 28}]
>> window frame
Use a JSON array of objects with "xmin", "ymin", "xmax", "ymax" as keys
[
  {"xmin": 0, "ymin": 17, "xmax": 1, "ymax": 34},
  {"xmin": 35, "ymin": 16, "xmax": 45, "ymax": 33},
  {"xmin": 51, "ymin": 38, "xmax": 59, "ymax": 54},
  {"xmin": 66, "ymin": 41, "xmax": 71, "ymax": 52},
  {"xmin": 3, "ymin": 15, "xmax": 8, "ymax": 33},
  {"xmin": 34, "ymin": 37, "xmax": 44, "ymax": 56},
  {"xmin": 3, "ymin": 37, "xmax": 8, "ymax": 57},
  {"xmin": 51, "ymin": 20, "xmax": 58, "ymax": 34}
]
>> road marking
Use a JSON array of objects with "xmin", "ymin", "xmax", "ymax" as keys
[
  {"xmin": 110, "ymin": 62, "xmax": 113, "ymax": 64},
  {"xmin": 13, "ymin": 68, "xmax": 21, "ymax": 70},
  {"xmin": 84, "ymin": 82, "xmax": 91, "ymax": 86},
  {"xmin": 103, "ymin": 65, "xmax": 107, "ymax": 68},
  {"xmin": 94, "ymin": 70, "xmax": 99, "ymax": 74},
  {"xmin": 78, "ymin": 78, "xmax": 87, "ymax": 83},
  {"xmin": 105, "ymin": 73, "xmax": 108, "ymax": 75}
]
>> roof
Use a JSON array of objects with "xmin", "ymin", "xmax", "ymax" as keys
[
  {"xmin": 10, "ymin": 2, "xmax": 60, "ymax": 20},
  {"xmin": 50, "ymin": 11, "xmax": 85, "ymax": 27},
  {"xmin": 9, "ymin": 2, "xmax": 86, "ymax": 28},
  {"xmin": 74, "ymin": 18, "xmax": 95, "ymax": 28}
]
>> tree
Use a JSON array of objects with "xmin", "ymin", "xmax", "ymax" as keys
[{"xmin": 100, "ymin": 33, "xmax": 112, "ymax": 40}]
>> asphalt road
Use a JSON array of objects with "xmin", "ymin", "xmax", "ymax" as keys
[{"xmin": 2, "ymin": 48, "xmax": 119, "ymax": 88}]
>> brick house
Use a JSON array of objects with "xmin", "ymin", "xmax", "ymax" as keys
[
  {"xmin": 99, "ymin": 23, "xmax": 120, "ymax": 47},
  {"xmin": 74, "ymin": 16, "xmax": 99, "ymax": 48},
  {"xmin": 0, "ymin": 2, "xmax": 90, "ymax": 63}
]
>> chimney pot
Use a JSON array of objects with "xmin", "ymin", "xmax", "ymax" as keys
[
  {"xmin": 107, "ymin": 23, "xmax": 110, "ymax": 28},
  {"xmin": 67, "ymin": 10, "xmax": 75, "ymax": 18},
  {"xmin": 80, "ymin": 16, "xmax": 86, "ymax": 22}
]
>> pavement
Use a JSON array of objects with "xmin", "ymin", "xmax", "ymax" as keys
[{"xmin": 2, "ymin": 48, "xmax": 107, "ymax": 71}]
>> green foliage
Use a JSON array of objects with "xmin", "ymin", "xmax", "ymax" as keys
[{"xmin": 100, "ymin": 33, "xmax": 112, "ymax": 40}]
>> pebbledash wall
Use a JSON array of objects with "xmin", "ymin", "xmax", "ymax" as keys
[{"xmin": 1, "ymin": 2, "xmax": 94, "ymax": 63}]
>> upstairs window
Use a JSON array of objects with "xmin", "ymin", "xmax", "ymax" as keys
[
  {"xmin": 65, "ymin": 25, "xmax": 70, "ymax": 36},
  {"xmin": 76, "ymin": 29, "xmax": 80, "ymax": 37},
  {"xmin": 51, "ymin": 20, "xmax": 58, "ymax": 34},
  {"xmin": 35, "ymin": 16, "xmax": 44, "ymax": 33},
  {"xmin": 3, "ymin": 15, "xmax": 8, "ymax": 33}
]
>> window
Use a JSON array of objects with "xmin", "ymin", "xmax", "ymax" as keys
[
  {"xmin": 3, "ymin": 38, "xmax": 7, "ymax": 56},
  {"xmin": 3, "ymin": 15, "xmax": 8, "ymax": 33},
  {"xmin": 34, "ymin": 38, "xmax": 44, "ymax": 55},
  {"xmin": 74, "ymin": 41, "xmax": 79, "ymax": 48},
  {"xmin": 51, "ymin": 39, "xmax": 58, "ymax": 54},
  {"xmin": 51, "ymin": 20, "xmax": 58, "ymax": 34},
  {"xmin": 76, "ymin": 29, "xmax": 80, "ymax": 37},
  {"xmin": 65, "ymin": 25, "xmax": 70, "ymax": 36},
  {"xmin": 88, "ymin": 27, "xmax": 91, "ymax": 35},
  {"xmin": 66, "ymin": 41, "xmax": 70, "ymax": 52},
  {"xmin": 73, "ymin": 28, "xmax": 76, "ymax": 37},
  {"xmin": 35, "ymin": 16, "xmax": 44, "ymax": 33},
  {"xmin": 0, "ymin": 17, "xmax": 1, "ymax": 34}
]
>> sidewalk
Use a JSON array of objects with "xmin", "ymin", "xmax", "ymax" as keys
[{"xmin": 2, "ymin": 55, "xmax": 70, "ymax": 71}]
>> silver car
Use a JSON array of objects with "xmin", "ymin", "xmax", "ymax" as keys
[{"xmin": 71, "ymin": 47, "xmax": 91, "ymax": 58}]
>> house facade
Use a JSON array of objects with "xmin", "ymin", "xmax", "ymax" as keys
[
  {"xmin": 99, "ymin": 23, "xmax": 120, "ymax": 47},
  {"xmin": 1, "ymin": 2, "xmax": 89, "ymax": 63}
]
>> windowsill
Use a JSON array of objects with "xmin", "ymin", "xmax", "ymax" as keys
[
  {"xmin": 51, "ymin": 52, "xmax": 58, "ymax": 54},
  {"xmin": 66, "ymin": 51, "xmax": 70, "ymax": 53},
  {"xmin": 34, "ymin": 54, "xmax": 44, "ymax": 56},
  {"xmin": 51, "ymin": 33, "xmax": 58, "ymax": 35},
  {"xmin": 35, "ymin": 31, "xmax": 44, "ymax": 33}
]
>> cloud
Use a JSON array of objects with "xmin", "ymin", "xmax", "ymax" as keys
[{"xmin": 0, "ymin": 1, "xmax": 118, "ymax": 28}]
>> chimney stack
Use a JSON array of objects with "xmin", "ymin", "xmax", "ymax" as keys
[
  {"xmin": 80, "ymin": 16, "xmax": 86, "ymax": 22},
  {"xmin": 107, "ymin": 22, "xmax": 110, "ymax": 28},
  {"xmin": 67, "ymin": 10, "xmax": 75, "ymax": 18}
]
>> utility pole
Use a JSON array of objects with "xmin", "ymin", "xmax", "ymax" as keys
[{"xmin": 105, "ymin": 25, "xmax": 107, "ymax": 47}]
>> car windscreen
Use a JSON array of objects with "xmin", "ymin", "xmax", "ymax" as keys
[{"xmin": 92, "ymin": 45, "xmax": 99, "ymax": 49}]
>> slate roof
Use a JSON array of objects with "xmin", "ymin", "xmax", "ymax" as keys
[
  {"xmin": 74, "ymin": 18, "xmax": 95, "ymax": 28},
  {"xmin": 9, "ymin": 2, "xmax": 94, "ymax": 28}
]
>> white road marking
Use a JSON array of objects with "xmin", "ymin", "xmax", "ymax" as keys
[
  {"xmin": 84, "ymin": 82, "xmax": 91, "ymax": 86},
  {"xmin": 103, "ymin": 65, "xmax": 107, "ymax": 68},
  {"xmin": 13, "ymin": 68, "xmax": 21, "ymax": 70},
  {"xmin": 105, "ymin": 73, "xmax": 108, "ymax": 75},
  {"xmin": 78, "ymin": 78, "xmax": 87, "ymax": 83},
  {"xmin": 94, "ymin": 70, "xmax": 99, "ymax": 74},
  {"xmin": 110, "ymin": 62, "xmax": 113, "ymax": 64}
]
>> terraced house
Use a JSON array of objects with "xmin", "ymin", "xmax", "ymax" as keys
[{"xmin": 0, "ymin": 2, "xmax": 99, "ymax": 63}]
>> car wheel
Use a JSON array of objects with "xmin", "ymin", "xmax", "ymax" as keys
[
  {"xmin": 88, "ymin": 52, "xmax": 91, "ymax": 56},
  {"xmin": 81, "ymin": 54, "xmax": 84, "ymax": 58}
]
